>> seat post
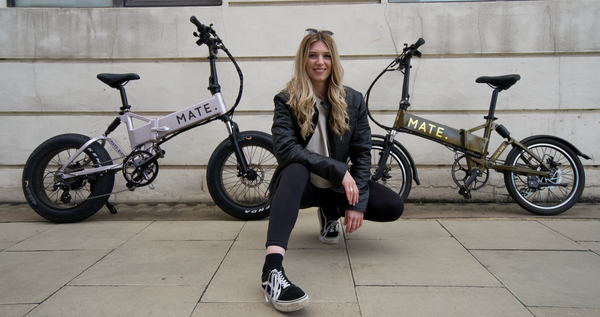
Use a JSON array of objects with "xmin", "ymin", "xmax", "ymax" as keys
[
  {"xmin": 484, "ymin": 88, "xmax": 501, "ymax": 120},
  {"xmin": 118, "ymin": 85, "xmax": 131, "ymax": 114}
]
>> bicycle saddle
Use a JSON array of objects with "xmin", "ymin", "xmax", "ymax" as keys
[
  {"xmin": 476, "ymin": 74, "xmax": 520, "ymax": 90},
  {"xmin": 97, "ymin": 73, "xmax": 140, "ymax": 89}
]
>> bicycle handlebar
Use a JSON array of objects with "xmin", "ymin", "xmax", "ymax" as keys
[
  {"xmin": 189, "ymin": 16, "xmax": 244, "ymax": 118},
  {"xmin": 413, "ymin": 38, "xmax": 425, "ymax": 50},
  {"xmin": 403, "ymin": 38, "xmax": 425, "ymax": 53},
  {"xmin": 365, "ymin": 38, "xmax": 426, "ymax": 131},
  {"xmin": 190, "ymin": 16, "xmax": 207, "ymax": 34}
]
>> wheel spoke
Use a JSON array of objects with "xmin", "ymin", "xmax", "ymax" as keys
[{"xmin": 504, "ymin": 139, "xmax": 583, "ymax": 215}]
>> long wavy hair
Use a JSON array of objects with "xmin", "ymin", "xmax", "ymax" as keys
[{"xmin": 284, "ymin": 31, "xmax": 349, "ymax": 140}]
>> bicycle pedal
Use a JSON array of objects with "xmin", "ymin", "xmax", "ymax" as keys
[{"xmin": 458, "ymin": 186, "xmax": 472, "ymax": 199}]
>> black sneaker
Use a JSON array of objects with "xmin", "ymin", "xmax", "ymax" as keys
[
  {"xmin": 318, "ymin": 207, "xmax": 340, "ymax": 244},
  {"xmin": 262, "ymin": 267, "xmax": 309, "ymax": 312}
]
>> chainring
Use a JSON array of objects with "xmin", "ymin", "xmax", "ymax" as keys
[
  {"xmin": 122, "ymin": 150, "xmax": 159, "ymax": 187},
  {"xmin": 451, "ymin": 154, "xmax": 489, "ymax": 191}
]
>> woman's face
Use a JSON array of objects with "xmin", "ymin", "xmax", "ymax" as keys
[{"xmin": 305, "ymin": 40, "xmax": 332, "ymax": 87}]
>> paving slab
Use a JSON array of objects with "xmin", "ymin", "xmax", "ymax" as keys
[
  {"xmin": 191, "ymin": 302, "xmax": 361, "ymax": 317},
  {"xmin": 344, "ymin": 218, "xmax": 451, "ymax": 240},
  {"xmin": 348, "ymin": 238, "xmax": 500, "ymax": 287},
  {"xmin": 527, "ymin": 307, "xmax": 600, "ymax": 317},
  {"xmin": 579, "ymin": 242, "xmax": 600, "ymax": 254},
  {"xmin": 539, "ymin": 220, "xmax": 600, "ymax": 242},
  {"xmin": 0, "ymin": 304, "xmax": 37, "ymax": 317},
  {"xmin": 202, "ymin": 248, "xmax": 356, "ymax": 304},
  {"xmin": 0, "ymin": 222, "xmax": 55, "ymax": 251},
  {"xmin": 233, "ymin": 210, "xmax": 347, "ymax": 250},
  {"xmin": 71, "ymin": 240, "xmax": 231, "ymax": 286},
  {"xmin": 0, "ymin": 250, "xmax": 108, "ymax": 304},
  {"xmin": 26, "ymin": 285, "xmax": 202, "ymax": 317},
  {"xmin": 128, "ymin": 221, "xmax": 243, "ymax": 241},
  {"xmin": 357, "ymin": 286, "xmax": 532, "ymax": 317},
  {"xmin": 6, "ymin": 221, "xmax": 151, "ymax": 251},
  {"xmin": 439, "ymin": 220, "xmax": 586, "ymax": 250},
  {"xmin": 1, "ymin": 202, "xmax": 599, "ymax": 316},
  {"xmin": 471, "ymin": 250, "xmax": 600, "ymax": 308}
]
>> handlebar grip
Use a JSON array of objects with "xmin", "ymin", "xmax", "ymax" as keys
[
  {"xmin": 413, "ymin": 38, "xmax": 425, "ymax": 50},
  {"xmin": 190, "ymin": 16, "xmax": 207, "ymax": 33}
]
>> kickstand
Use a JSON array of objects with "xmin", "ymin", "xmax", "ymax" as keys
[{"xmin": 106, "ymin": 202, "xmax": 118, "ymax": 214}]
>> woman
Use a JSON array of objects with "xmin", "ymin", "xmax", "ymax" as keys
[{"xmin": 262, "ymin": 29, "xmax": 404, "ymax": 312}]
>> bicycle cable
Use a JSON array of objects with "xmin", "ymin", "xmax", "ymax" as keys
[
  {"xmin": 219, "ymin": 44, "xmax": 244, "ymax": 118},
  {"xmin": 156, "ymin": 25, "xmax": 245, "ymax": 146},
  {"xmin": 364, "ymin": 55, "xmax": 405, "ymax": 132}
]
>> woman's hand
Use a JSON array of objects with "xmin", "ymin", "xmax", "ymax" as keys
[
  {"xmin": 342, "ymin": 170, "xmax": 359, "ymax": 206},
  {"xmin": 342, "ymin": 171, "xmax": 363, "ymax": 233},
  {"xmin": 344, "ymin": 209, "xmax": 364, "ymax": 233}
]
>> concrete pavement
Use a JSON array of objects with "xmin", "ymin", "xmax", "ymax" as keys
[{"xmin": 0, "ymin": 202, "xmax": 599, "ymax": 317}]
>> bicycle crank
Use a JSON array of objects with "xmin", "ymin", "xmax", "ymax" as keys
[
  {"xmin": 122, "ymin": 150, "xmax": 160, "ymax": 188},
  {"xmin": 451, "ymin": 154, "xmax": 489, "ymax": 198}
]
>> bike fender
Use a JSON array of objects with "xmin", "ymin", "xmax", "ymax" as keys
[
  {"xmin": 519, "ymin": 135, "xmax": 591, "ymax": 160},
  {"xmin": 372, "ymin": 134, "xmax": 421, "ymax": 185}
]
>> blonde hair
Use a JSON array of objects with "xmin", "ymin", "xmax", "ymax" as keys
[{"xmin": 285, "ymin": 31, "xmax": 349, "ymax": 139}]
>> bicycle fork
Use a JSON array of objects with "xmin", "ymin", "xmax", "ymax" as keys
[
  {"xmin": 371, "ymin": 130, "xmax": 397, "ymax": 182},
  {"xmin": 223, "ymin": 116, "xmax": 257, "ymax": 181}
]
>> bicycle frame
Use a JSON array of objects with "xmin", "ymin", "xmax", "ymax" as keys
[
  {"xmin": 393, "ymin": 109, "xmax": 552, "ymax": 178},
  {"xmin": 57, "ymin": 93, "xmax": 229, "ymax": 180},
  {"xmin": 387, "ymin": 42, "xmax": 553, "ymax": 179},
  {"xmin": 57, "ymin": 19, "xmax": 250, "ymax": 182}
]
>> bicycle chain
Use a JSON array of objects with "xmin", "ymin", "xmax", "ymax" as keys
[{"xmin": 57, "ymin": 156, "xmax": 144, "ymax": 204}]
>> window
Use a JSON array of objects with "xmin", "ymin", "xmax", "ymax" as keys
[{"xmin": 8, "ymin": 0, "xmax": 221, "ymax": 7}]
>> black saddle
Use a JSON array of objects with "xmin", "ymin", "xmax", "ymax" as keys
[
  {"xmin": 476, "ymin": 74, "xmax": 520, "ymax": 90},
  {"xmin": 97, "ymin": 73, "xmax": 140, "ymax": 89}
]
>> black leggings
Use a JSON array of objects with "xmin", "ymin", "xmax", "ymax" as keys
[{"xmin": 266, "ymin": 163, "xmax": 404, "ymax": 249}]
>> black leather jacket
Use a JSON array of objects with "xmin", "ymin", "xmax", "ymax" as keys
[{"xmin": 271, "ymin": 87, "xmax": 372, "ymax": 212}]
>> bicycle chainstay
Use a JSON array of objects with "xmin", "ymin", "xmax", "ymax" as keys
[{"xmin": 55, "ymin": 154, "xmax": 151, "ymax": 204}]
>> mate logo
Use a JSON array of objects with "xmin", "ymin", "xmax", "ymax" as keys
[
  {"xmin": 407, "ymin": 117, "xmax": 448, "ymax": 140},
  {"xmin": 176, "ymin": 103, "xmax": 212, "ymax": 125}
]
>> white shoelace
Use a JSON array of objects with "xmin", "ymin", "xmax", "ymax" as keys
[
  {"xmin": 263, "ymin": 269, "xmax": 290, "ymax": 302},
  {"xmin": 319, "ymin": 220, "xmax": 339, "ymax": 240}
]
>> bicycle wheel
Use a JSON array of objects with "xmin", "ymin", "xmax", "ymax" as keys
[
  {"xmin": 22, "ymin": 133, "xmax": 115, "ymax": 223},
  {"xmin": 503, "ymin": 137, "xmax": 585, "ymax": 215},
  {"xmin": 371, "ymin": 139, "xmax": 413, "ymax": 201},
  {"xmin": 206, "ymin": 131, "xmax": 277, "ymax": 220}
]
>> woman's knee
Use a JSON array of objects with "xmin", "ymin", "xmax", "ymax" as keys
[
  {"xmin": 367, "ymin": 181, "xmax": 404, "ymax": 221},
  {"xmin": 280, "ymin": 163, "xmax": 309, "ymax": 182},
  {"xmin": 387, "ymin": 196, "xmax": 404, "ymax": 221},
  {"xmin": 275, "ymin": 163, "xmax": 310, "ymax": 193}
]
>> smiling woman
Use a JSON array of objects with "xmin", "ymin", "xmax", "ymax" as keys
[{"xmin": 260, "ymin": 29, "xmax": 404, "ymax": 313}]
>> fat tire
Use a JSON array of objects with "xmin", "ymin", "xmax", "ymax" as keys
[
  {"xmin": 503, "ymin": 137, "xmax": 585, "ymax": 215},
  {"xmin": 371, "ymin": 140, "xmax": 413, "ymax": 201},
  {"xmin": 207, "ymin": 131, "xmax": 277, "ymax": 220},
  {"xmin": 22, "ymin": 134, "xmax": 115, "ymax": 223}
]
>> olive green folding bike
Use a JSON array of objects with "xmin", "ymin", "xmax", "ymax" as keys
[{"xmin": 366, "ymin": 39, "xmax": 590, "ymax": 215}]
